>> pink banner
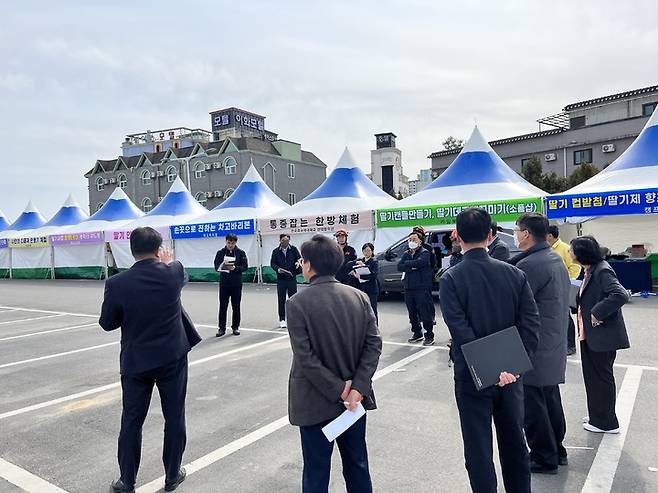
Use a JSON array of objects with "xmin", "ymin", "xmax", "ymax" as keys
[{"xmin": 50, "ymin": 231, "xmax": 104, "ymax": 246}]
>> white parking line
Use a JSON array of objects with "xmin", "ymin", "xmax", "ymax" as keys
[
  {"xmin": 0, "ymin": 334, "xmax": 288, "ymax": 421},
  {"xmin": 581, "ymin": 367, "xmax": 643, "ymax": 493},
  {"xmin": 0, "ymin": 314, "xmax": 64, "ymax": 325},
  {"xmin": 0, "ymin": 305, "xmax": 96, "ymax": 318},
  {"xmin": 0, "ymin": 342, "xmax": 119, "ymax": 369},
  {"xmin": 0, "ymin": 323, "xmax": 98, "ymax": 342},
  {"xmin": 0, "ymin": 457, "xmax": 68, "ymax": 493},
  {"xmin": 136, "ymin": 347, "xmax": 438, "ymax": 493}
]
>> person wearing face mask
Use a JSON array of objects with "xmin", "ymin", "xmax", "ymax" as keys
[
  {"xmin": 488, "ymin": 222, "xmax": 511, "ymax": 262},
  {"xmin": 335, "ymin": 229, "xmax": 358, "ymax": 287},
  {"xmin": 349, "ymin": 243, "xmax": 380, "ymax": 322},
  {"xmin": 398, "ymin": 232, "xmax": 435, "ymax": 345},
  {"xmin": 270, "ymin": 234, "xmax": 302, "ymax": 329}
]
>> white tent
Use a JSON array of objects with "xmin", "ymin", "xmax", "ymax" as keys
[
  {"xmin": 174, "ymin": 164, "xmax": 289, "ymax": 282},
  {"xmin": 262, "ymin": 147, "xmax": 396, "ymax": 262},
  {"xmin": 11, "ymin": 194, "xmax": 88, "ymax": 279},
  {"xmin": 0, "ymin": 201, "xmax": 46, "ymax": 278},
  {"xmin": 0, "ymin": 210, "xmax": 9, "ymax": 233},
  {"xmin": 107, "ymin": 177, "xmax": 207, "ymax": 269},
  {"xmin": 547, "ymin": 108, "xmax": 658, "ymax": 252},
  {"xmin": 374, "ymin": 127, "xmax": 546, "ymax": 249},
  {"xmin": 52, "ymin": 188, "xmax": 143, "ymax": 279}
]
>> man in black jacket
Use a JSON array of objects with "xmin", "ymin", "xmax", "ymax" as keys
[
  {"xmin": 335, "ymin": 228, "xmax": 358, "ymax": 287},
  {"xmin": 270, "ymin": 233, "xmax": 302, "ymax": 328},
  {"xmin": 100, "ymin": 227, "xmax": 201, "ymax": 493},
  {"xmin": 398, "ymin": 232, "xmax": 435, "ymax": 346},
  {"xmin": 440, "ymin": 208, "xmax": 540, "ymax": 493},
  {"xmin": 488, "ymin": 222, "xmax": 511, "ymax": 262},
  {"xmin": 213, "ymin": 233, "xmax": 248, "ymax": 337},
  {"xmin": 510, "ymin": 213, "xmax": 570, "ymax": 474}
]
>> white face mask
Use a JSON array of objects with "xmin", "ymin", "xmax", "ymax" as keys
[
  {"xmin": 513, "ymin": 234, "xmax": 521, "ymax": 249},
  {"xmin": 408, "ymin": 241, "xmax": 418, "ymax": 250}
]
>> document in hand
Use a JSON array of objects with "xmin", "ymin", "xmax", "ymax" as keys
[
  {"xmin": 321, "ymin": 403, "xmax": 366, "ymax": 442},
  {"xmin": 461, "ymin": 326, "xmax": 533, "ymax": 391},
  {"xmin": 218, "ymin": 256, "xmax": 236, "ymax": 273},
  {"xmin": 354, "ymin": 266, "xmax": 371, "ymax": 283}
]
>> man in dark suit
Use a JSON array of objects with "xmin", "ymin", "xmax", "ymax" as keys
[
  {"xmin": 213, "ymin": 233, "xmax": 248, "ymax": 337},
  {"xmin": 510, "ymin": 213, "xmax": 570, "ymax": 474},
  {"xmin": 270, "ymin": 233, "xmax": 302, "ymax": 328},
  {"xmin": 100, "ymin": 227, "xmax": 202, "ymax": 493},
  {"xmin": 287, "ymin": 234, "xmax": 382, "ymax": 493},
  {"xmin": 488, "ymin": 221, "xmax": 511, "ymax": 262},
  {"xmin": 440, "ymin": 208, "xmax": 540, "ymax": 493}
]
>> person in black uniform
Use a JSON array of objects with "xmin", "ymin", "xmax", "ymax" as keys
[
  {"xmin": 270, "ymin": 233, "xmax": 302, "ymax": 329},
  {"xmin": 335, "ymin": 228, "xmax": 358, "ymax": 287},
  {"xmin": 349, "ymin": 242, "xmax": 380, "ymax": 321},
  {"xmin": 100, "ymin": 227, "xmax": 201, "ymax": 493},
  {"xmin": 440, "ymin": 208, "xmax": 540, "ymax": 493},
  {"xmin": 398, "ymin": 232, "xmax": 435, "ymax": 346},
  {"xmin": 488, "ymin": 221, "xmax": 511, "ymax": 262},
  {"xmin": 213, "ymin": 233, "xmax": 248, "ymax": 337}
]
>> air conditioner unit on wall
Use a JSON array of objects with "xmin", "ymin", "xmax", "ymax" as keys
[
  {"xmin": 205, "ymin": 191, "xmax": 214, "ymax": 199},
  {"xmin": 157, "ymin": 196, "xmax": 163, "ymax": 202},
  {"xmin": 205, "ymin": 164, "xmax": 212, "ymax": 170},
  {"xmin": 103, "ymin": 179, "xmax": 110, "ymax": 185},
  {"xmin": 602, "ymin": 144, "xmax": 616, "ymax": 153},
  {"xmin": 156, "ymin": 171, "xmax": 164, "ymax": 177},
  {"xmin": 109, "ymin": 178, "xmax": 117, "ymax": 184},
  {"xmin": 213, "ymin": 190, "xmax": 223, "ymax": 198},
  {"xmin": 213, "ymin": 163, "xmax": 221, "ymax": 169},
  {"xmin": 150, "ymin": 172, "xmax": 156, "ymax": 178},
  {"xmin": 544, "ymin": 153, "xmax": 557, "ymax": 162}
]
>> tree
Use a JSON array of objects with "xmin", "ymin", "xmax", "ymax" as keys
[
  {"xmin": 521, "ymin": 156, "xmax": 544, "ymax": 189},
  {"xmin": 568, "ymin": 162, "xmax": 599, "ymax": 188},
  {"xmin": 387, "ymin": 188, "xmax": 397, "ymax": 198},
  {"xmin": 542, "ymin": 172, "xmax": 569, "ymax": 194},
  {"xmin": 442, "ymin": 136, "xmax": 464, "ymax": 151},
  {"xmin": 396, "ymin": 191, "xmax": 403, "ymax": 200}
]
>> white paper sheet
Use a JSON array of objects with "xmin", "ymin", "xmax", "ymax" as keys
[
  {"xmin": 218, "ymin": 256, "xmax": 236, "ymax": 273},
  {"xmin": 321, "ymin": 403, "xmax": 366, "ymax": 442}
]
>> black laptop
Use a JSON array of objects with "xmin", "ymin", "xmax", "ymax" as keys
[{"xmin": 461, "ymin": 326, "xmax": 533, "ymax": 391}]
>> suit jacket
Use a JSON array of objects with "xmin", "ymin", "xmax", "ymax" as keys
[
  {"xmin": 398, "ymin": 248, "xmax": 433, "ymax": 290},
  {"xmin": 439, "ymin": 248, "xmax": 541, "ymax": 383},
  {"xmin": 488, "ymin": 236, "xmax": 511, "ymax": 262},
  {"xmin": 510, "ymin": 242, "xmax": 570, "ymax": 387},
  {"xmin": 214, "ymin": 247, "xmax": 248, "ymax": 286},
  {"xmin": 577, "ymin": 260, "xmax": 630, "ymax": 352},
  {"xmin": 346, "ymin": 257, "xmax": 379, "ymax": 296},
  {"xmin": 286, "ymin": 275, "xmax": 382, "ymax": 426},
  {"xmin": 270, "ymin": 245, "xmax": 302, "ymax": 281},
  {"xmin": 99, "ymin": 259, "xmax": 202, "ymax": 375}
]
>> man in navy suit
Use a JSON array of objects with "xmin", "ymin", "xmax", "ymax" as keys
[{"xmin": 100, "ymin": 227, "xmax": 202, "ymax": 493}]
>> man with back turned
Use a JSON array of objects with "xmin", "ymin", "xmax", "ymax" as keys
[{"xmin": 100, "ymin": 227, "xmax": 201, "ymax": 493}]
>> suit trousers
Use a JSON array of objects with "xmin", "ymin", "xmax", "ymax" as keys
[
  {"xmin": 404, "ymin": 289, "xmax": 434, "ymax": 338},
  {"xmin": 567, "ymin": 315, "xmax": 576, "ymax": 350},
  {"xmin": 366, "ymin": 291, "xmax": 378, "ymax": 323},
  {"xmin": 523, "ymin": 384, "xmax": 567, "ymax": 468},
  {"xmin": 276, "ymin": 278, "xmax": 297, "ymax": 321},
  {"xmin": 219, "ymin": 284, "xmax": 242, "ymax": 330},
  {"xmin": 299, "ymin": 415, "xmax": 371, "ymax": 493},
  {"xmin": 580, "ymin": 340, "xmax": 619, "ymax": 430},
  {"xmin": 454, "ymin": 379, "xmax": 530, "ymax": 493},
  {"xmin": 118, "ymin": 356, "xmax": 188, "ymax": 487}
]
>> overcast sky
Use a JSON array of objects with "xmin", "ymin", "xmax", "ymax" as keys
[{"xmin": 1, "ymin": 0, "xmax": 656, "ymax": 219}]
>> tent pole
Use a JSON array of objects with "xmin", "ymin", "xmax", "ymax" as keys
[
  {"xmin": 257, "ymin": 229, "xmax": 263, "ymax": 284},
  {"xmin": 9, "ymin": 248, "xmax": 12, "ymax": 279},
  {"xmin": 50, "ymin": 245, "xmax": 55, "ymax": 280}
]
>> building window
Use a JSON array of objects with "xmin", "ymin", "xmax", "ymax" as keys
[
  {"xmin": 141, "ymin": 197, "xmax": 152, "ymax": 212},
  {"xmin": 96, "ymin": 177, "xmax": 104, "ymax": 192},
  {"xmin": 263, "ymin": 162, "xmax": 276, "ymax": 192},
  {"xmin": 288, "ymin": 163, "xmax": 295, "ymax": 179},
  {"xmin": 96, "ymin": 202, "xmax": 104, "ymax": 211},
  {"xmin": 155, "ymin": 144, "xmax": 161, "ymax": 152},
  {"xmin": 195, "ymin": 191, "xmax": 207, "ymax": 206},
  {"xmin": 570, "ymin": 115, "xmax": 586, "ymax": 129},
  {"xmin": 141, "ymin": 169, "xmax": 151, "ymax": 186},
  {"xmin": 194, "ymin": 162, "xmax": 206, "ymax": 179},
  {"xmin": 165, "ymin": 165, "xmax": 177, "ymax": 183},
  {"xmin": 224, "ymin": 188, "xmax": 234, "ymax": 199},
  {"xmin": 224, "ymin": 157, "xmax": 237, "ymax": 175},
  {"xmin": 117, "ymin": 173, "xmax": 127, "ymax": 189},
  {"xmin": 574, "ymin": 148, "xmax": 593, "ymax": 166},
  {"xmin": 643, "ymin": 102, "xmax": 657, "ymax": 117},
  {"xmin": 521, "ymin": 158, "xmax": 531, "ymax": 168},
  {"xmin": 288, "ymin": 193, "xmax": 296, "ymax": 205}
]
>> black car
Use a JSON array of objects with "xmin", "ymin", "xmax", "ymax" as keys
[{"xmin": 376, "ymin": 229, "xmax": 520, "ymax": 295}]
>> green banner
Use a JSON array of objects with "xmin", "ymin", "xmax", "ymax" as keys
[{"xmin": 376, "ymin": 197, "xmax": 544, "ymax": 228}]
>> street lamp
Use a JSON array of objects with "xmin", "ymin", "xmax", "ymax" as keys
[{"xmin": 161, "ymin": 147, "xmax": 218, "ymax": 189}]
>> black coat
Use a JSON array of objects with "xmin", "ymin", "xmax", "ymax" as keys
[
  {"xmin": 286, "ymin": 275, "xmax": 382, "ymax": 426},
  {"xmin": 270, "ymin": 245, "xmax": 302, "ymax": 281},
  {"xmin": 213, "ymin": 247, "xmax": 248, "ymax": 287},
  {"xmin": 99, "ymin": 259, "xmax": 201, "ymax": 375},
  {"xmin": 422, "ymin": 241, "xmax": 438, "ymax": 273},
  {"xmin": 439, "ymin": 249, "xmax": 541, "ymax": 383},
  {"xmin": 577, "ymin": 261, "xmax": 630, "ymax": 352},
  {"xmin": 398, "ymin": 248, "xmax": 433, "ymax": 291},
  {"xmin": 336, "ymin": 244, "xmax": 358, "ymax": 286},
  {"xmin": 510, "ymin": 242, "xmax": 570, "ymax": 387},
  {"xmin": 488, "ymin": 236, "xmax": 511, "ymax": 262},
  {"xmin": 347, "ymin": 257, "xmax": 379, "ymax": 296}
]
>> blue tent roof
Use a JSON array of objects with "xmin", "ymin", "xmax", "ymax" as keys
[
  {"xmin": 214, "ymin": 165, "xmax": 287, "ymax": 211},
  {"xmin": 303, "ymin": 147, "xmax": 391, "ymax": 200},
  {"xmin": 148, "ymin": 177, "xmax": 206, "ymax": 217},
  {"xmin": 0, "ymin": 211, "xmax": 9, "ymax": 232},
  {"xmin": 6, "ymin": 201, "xmax": 46, "ymax": 231},
  {"xmin": 425, "ymin": 127, "xmax": 532, "ymax": 190},
  {"xmin": 87, "ymin": 188, "xmax": 143, "ymax": 222},
  {"xmin": 43, "ymin": 195, "xmax": 88, "ymax": 227}
]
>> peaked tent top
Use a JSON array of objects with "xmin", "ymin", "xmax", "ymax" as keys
[
  {"xmin": 213, "ymin": 164, "xmax": 288, "ymax": 212},
  {"xmin": 4, "ymin": 201, "xmax": 47, "ymax": 232},
  {"xmin": 86, "ymin": 187, "xmax": 143, "ymax": 222},
  {"xmin": 147, "ymin": 177, "xmax": 207, "ymax": 217},
  {"xmin": 0, "ymin": 210, "xmax": 9, "ymax": 232},
  {"xmin": 43, "ymin": 194, "xmax": 88, "ymax": 227}
]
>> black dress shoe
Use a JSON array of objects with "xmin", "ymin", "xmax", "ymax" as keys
[
  {"xmin": 216, "ymin": 328, "xmax": 226, "ymax": 337},
  {"xmin": 530, "ymin": 460, "xmax": 558, "ymax": 475},
  {"xmin": 408, "ymin": 333, "xmax": 424, "ymax": 343},
  {"xmin": 164, "ymin": 467, "xmax": 187, "ymax": 491},
  {"xmin": 232, "ymin": 328, "xmax": 241, "ymax": 336},
  {"xmin": 559, "ymin": 455, "xmax": 569, "ymax": 466},
  {"xmin": 110, "ymin": 479, "xmax": 135, "ymax": 493}
]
